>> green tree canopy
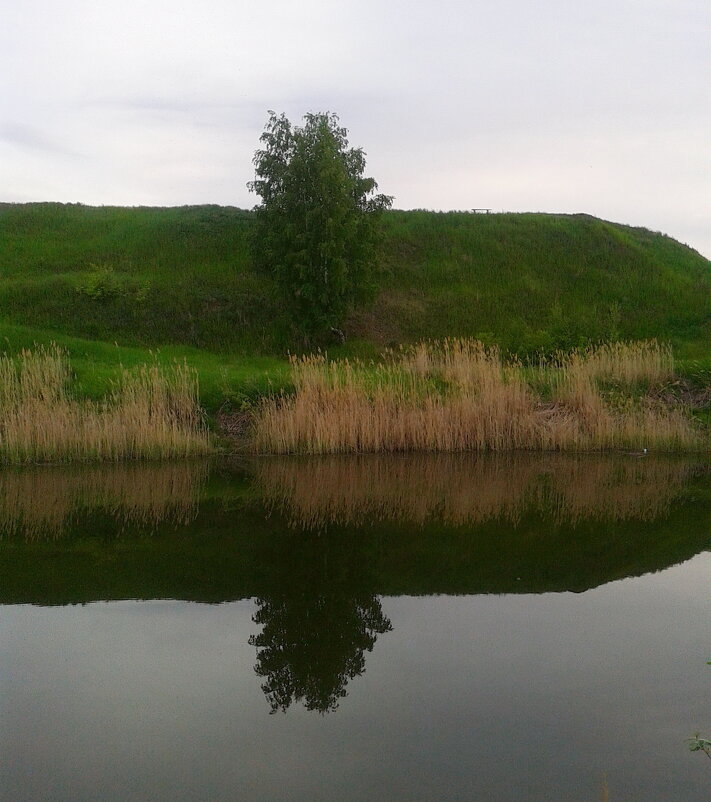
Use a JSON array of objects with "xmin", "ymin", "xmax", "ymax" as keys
[{"xmin": 248, "ymin": 111, "xmax": 392, "ymax": 341}]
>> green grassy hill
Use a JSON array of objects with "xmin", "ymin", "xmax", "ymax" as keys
[
  {"xmin": 1, "ymin": 202, "xmax": 709, "ymax": 408},
  {"xmin": 374, "ymin": 211, "xmax": 711, "ymax": 354}
]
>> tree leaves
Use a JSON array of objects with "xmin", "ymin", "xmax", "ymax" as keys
[{"xmin": 248, "ymin": 111, "xmax": 392, "ymax": 342}]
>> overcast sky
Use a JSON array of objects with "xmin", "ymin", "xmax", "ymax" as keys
[{"xmin": 2, "ymin": 0, "xmax": 709, "ymax": 257}]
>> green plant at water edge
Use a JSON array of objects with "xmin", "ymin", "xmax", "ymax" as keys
[
  {"xmin": 248, "ymin": 111, "xmax": 392, "ymax": 342},
  {"xmin": 688, "ymin": 659, "xmax": 711, "ymax": 764},
  {"xmin": 688, "ymin": 733, "xmax": 711, "ymax": 759}
]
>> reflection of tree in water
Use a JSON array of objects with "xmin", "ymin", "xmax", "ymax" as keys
[
  {"xmin": 248, "ymin": 528, "xmax": 392, "ymax": 714},
  {"xmin": 250, "ymin": 592, "xmax": 391, "ymax": 713}
]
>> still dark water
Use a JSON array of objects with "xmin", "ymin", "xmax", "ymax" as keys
[{"xmin": 1, "ymin": 454, "xmax": 710, "ymax": 801}]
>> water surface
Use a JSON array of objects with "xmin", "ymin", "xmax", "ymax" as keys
[{"xmin": 1, "ymin": 454, "xmax": 710, "ymax": 800}]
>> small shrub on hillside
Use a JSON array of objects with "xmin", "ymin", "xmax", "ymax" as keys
[{"xmin": 76, "ymin": 263, "xmax": 150, "ymax": 302}]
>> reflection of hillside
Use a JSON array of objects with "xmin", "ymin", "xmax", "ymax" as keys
[
  {"xmin": 254, "ymin": 453, "xmax": 699, "ymax": 529},
  {"xmin": 0, "ymin": 460, "xmax": 210, "ymax": 539},
  {"xmin": 0, "ymin": 455, "xmax": 710, "ymax": 605}
]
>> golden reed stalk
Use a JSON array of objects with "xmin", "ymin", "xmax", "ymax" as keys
[
  {"xmin": 0, "ymin": 346, "xmax": 211, "ymax": 463},
  {"xmin": 251, "ymin": 340, "xmax": 699, "ymax": 454}
]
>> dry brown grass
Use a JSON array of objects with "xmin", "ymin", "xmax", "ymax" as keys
[
  {"xmin": 251, "ymin": 340, "xmax": 699, "ymax": 454},
  {"xmin": 0, "ymin": 346, "xmax": 211, "ymax": 463},
  {"xmin": 0, "ymin": 460, "xmax": 209, "ymax": 539},
  {"xmin": 253, "ymin": 453, "xmax": 697, "ymax": 529}
]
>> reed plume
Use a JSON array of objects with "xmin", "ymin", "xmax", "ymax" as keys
[
  {"xmin": 0, "ymin": 346, "xmax": 211, "ymax": 463},
  {"xmin": 251, "ymin": 340, "xmax": 699, "ymax": 454}
]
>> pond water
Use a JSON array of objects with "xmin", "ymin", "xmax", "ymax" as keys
[{"xmin": 0, "ymin": 454, "xmax": 710, "ymax": 801}]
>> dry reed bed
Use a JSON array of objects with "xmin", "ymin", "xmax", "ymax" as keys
[
  {"xmin": 0, "ymin": 460, "xmax": 209, "ymax": 539},
  {"xmin": 254, "ymin": 453, "xmax": 697, "ymax": 529},
  {"xmin": 252, "ymin": 340, "xmax": 699, "ymax": 454},
  {"xmin": 0, "ymin": 346, "xmax": 211, "ymax": 463}
]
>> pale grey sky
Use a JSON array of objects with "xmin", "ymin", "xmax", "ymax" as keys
[{"xmin": 1, "ymin": 0, "xmax": 709, "ymax": 257}]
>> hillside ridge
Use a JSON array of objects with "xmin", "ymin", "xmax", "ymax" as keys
[{"xmin": 1, "ymin": 202, "xmax": 709, "ymax": 367}]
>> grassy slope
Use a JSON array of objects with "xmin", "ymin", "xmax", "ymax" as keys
[
  {"xmin": 1, "ymin": 202, "xmax": 710, "ymax": 408},
  {"xmin": 371, "ymin": 211, "xmax": 711, "ymax": 353},
  {"xmin": 0, "ymin": 321, "xmax": 287, "ymax": 411},
  {"xmin": 0, "ymin": 203, "xmax": 280, "ymax": 353}
]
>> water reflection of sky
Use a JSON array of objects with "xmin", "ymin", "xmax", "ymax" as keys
[
  {"xmin": 1, "ymin": 454, "xmax": 711, "ymax": 800},
  {"xmin": 2, "ymin": 553, "xmax": 710, "ymax": 801}
]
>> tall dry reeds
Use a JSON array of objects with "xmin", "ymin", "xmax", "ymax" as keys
[
  {"xmin": 251, "ymin": 339, "xmax": 699, "ymax": 454},
  {"xmin": 0, "ymin": 346, "xmax": 211, "ymax": 463}
]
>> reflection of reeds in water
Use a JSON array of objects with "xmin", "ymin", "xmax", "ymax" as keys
[
  {"xmin": 0, "ymin": 460, "xmax": 210, "ymax": 539},
  {"xmin": 0, "ymin": 346, "xmax": 210, "ymax": 463},
  {"xmin": 252, "ymin": 340, "xmax": 698, "ymax": 454},
  {"xmin": 254, "ymin": 453, "xmax": 699, "ymax": 529}
]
